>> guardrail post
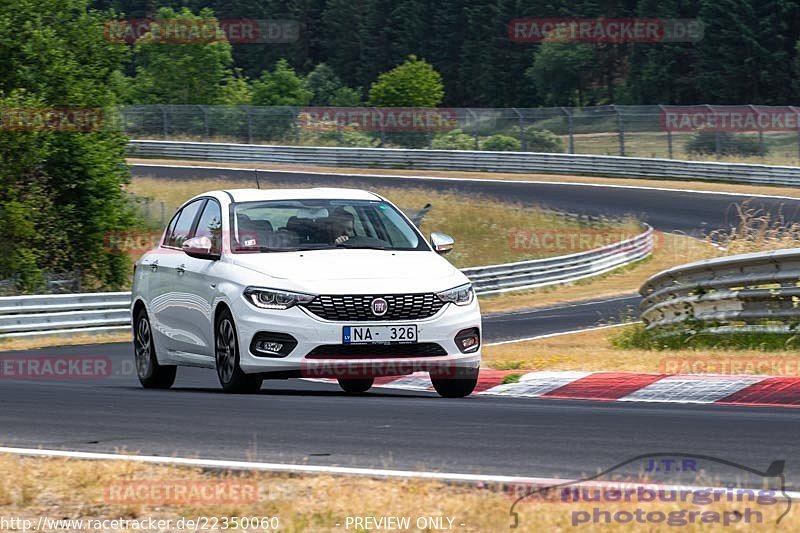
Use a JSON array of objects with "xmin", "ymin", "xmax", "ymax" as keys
[
  {"xmin": 614, "ymin": 105, "xmax": 625, "ymax": 156},
  {"xmin": 561, "ymin": 107, "xmax": 574, "ymax": 153}
]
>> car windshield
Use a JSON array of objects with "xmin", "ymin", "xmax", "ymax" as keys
[{"xmin": 230, "ymin": 199, "xmax": 425, "ymax": 253}]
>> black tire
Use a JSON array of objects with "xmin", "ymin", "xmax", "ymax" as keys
[
  {"xmin": 133, "ymin": 308, "xmax": 176, "ymax": 389},
  {"xmin": 431, "ymin": 368, "xmax": 479, "ymax": 398},
  {"xmin": 215, "ymin": 308, "xmax": 263, "ymax": 394},
  {"xmin": 337, "ymin": 378, "xmax": 374, "ymax": 393}
]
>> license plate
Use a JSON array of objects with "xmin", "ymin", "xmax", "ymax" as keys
[{"xmin": 343, "ymin": 325, "xmax": 418, "ymax": 344}]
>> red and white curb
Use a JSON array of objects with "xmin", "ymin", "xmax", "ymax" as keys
[{"xmin": 308, "ymin": 371, "xmax": 800, "ymax": 407}]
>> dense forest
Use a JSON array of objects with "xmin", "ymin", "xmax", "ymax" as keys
[{"xmin": 92, "ymin": 0, "xmax": 800, "ymax": 107}]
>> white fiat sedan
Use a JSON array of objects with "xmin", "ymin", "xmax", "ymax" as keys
[{"xmin": 131, "ymin": 188, "xmax": 481, "ymax": 397}]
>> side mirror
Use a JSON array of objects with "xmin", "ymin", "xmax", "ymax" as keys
[
  {"xmin": 182, "ymin": 236, "xmax": 219, "ymax": 260},
  {"xmin": 430, "ymin": 232, "xmax": 454, "ymax": 255}
]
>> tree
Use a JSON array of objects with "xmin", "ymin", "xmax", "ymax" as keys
[
  {"xmin": 526, "ymin": 42, "xmax": 595, "ymax": 106},
  {"xmin": 0, "ymin": 0, "xmax": 135, "ymax": 292},
  {"xmin": 251, "ymin": 59, "xmax": 313, "ymax": 106},
  {"xmin": 305, "ymin": 63, "xmax": 344, "ymax": 105},
  {"xmin": 695, "ymin": 0, "xmax": 769, "ymax": 104},
  {"xmin": 368, "ymin": 55, "xmax": 444, "ymax": 107},
  {"xmin": 219, "ymin": 69, "xmax": 253, "ymax": 105},
  {"xmin": 329, "ymin": 87, "xmax": 362, "ymax": 106},
  {"xmin": 128, "ymin": 7, "xmax": 240, "ymax": 105}
]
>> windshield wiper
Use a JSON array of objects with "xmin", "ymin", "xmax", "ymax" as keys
[
  {"xmin": 234, "ymin": 246, "xmax": 303, "ymax": 253},
  {"xmin": 335, "ymin": 243, "xmax": 388, "ymax": 250}
]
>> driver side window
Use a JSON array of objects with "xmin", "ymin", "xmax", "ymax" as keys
[{"xmin": 194, "ymin": 199, "xmax": 222, "ymax": 254}]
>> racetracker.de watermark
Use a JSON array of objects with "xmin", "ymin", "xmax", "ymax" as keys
[
  {"xmin": 508, "ymin": 18, "xmax": 703, "ymax": 43},
  {"xmin": 660, "ymin": 356, "xmax": 800, "ymax": 376},
  {"xmin": 104, "ymin": 480, "xmax": 259, "ymax": 505},
  {"xmin": 0, "ymin": 356, "xmax": 112, "ymax": 379},
  {"xmin": 300, "ymin": 360, "xmax": 469, "ymax": 380},
  {"xmin": 661, "ymin": 106, "xmax": 800, "ymax": 132},
  {"xmin": 508, "ymin": 229, "xmax": 653, "ymax": 254},
  {"xmin": 0, "ymin": 108, "xmax": 103, "ymax": 132},
  {"xmin": 104, "ymin": 19, "xmax": 299, "ymax": 44},
  {"xmin": 298, "ymin": 108, "xmax": 457, "ymax": 132}
]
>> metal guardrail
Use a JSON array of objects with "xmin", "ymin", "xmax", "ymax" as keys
[
  {"xmin": 640, "ymin": 248, "xmax": 800, "ymax": 334},
  {"xmin": 0, "ymin": 292, "xmax": 132, "ymax": 338},
  {"xmin": 466, "ymin": 226, "xmax": 653, "ymax": 295},
  {"xmin": 0, "ymin": 227, "xmax": 653, "ymax": 338},
  {"xmin": 128, "ymin": 140, "xmax": 800, "ymax": 186}
]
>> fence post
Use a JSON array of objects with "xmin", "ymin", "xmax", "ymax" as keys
[
  {"xmin": 426, "ymin": 113, "xmax": 432, "ymax": 149},
  {"xmin": 466, "ymin": 108, "xmax": 479, "ymax": 150},
  {"xmin": 201, "ymin": 105, "xmax": 209, "ymax": 139},
  {"xmin": 792, "ymin": 106, "xmax": 800, "ymax": 162},
  {"xmin": 614, "ymin": 105, "xmax": 625, "ymax": 156},
  {"xmin": 246, "ymin": 106, "xmax": 253, "ymax": 144},
  {"xmin": 512, "ymin": 108, "xmax": 525, "ymax": 150},
  {"xmin": 658, "ymin": 105, "xmax": 673, "ymax": 159},
  {"xmin": 376, "ymin": 108, "xmax": 386, "ymax": 146},
  {"xmin": 160, "ymin": 105, "xmax": 168, "ymax": 137},
  {"xmin": 561, "ymin": 107, "xmax": 574, "ymax": 154},
  {"xmin": 748, "ymin": 105, "xmax": 765, "ymax": 158},
  {"xmin": 293, "ymin": 107, "xmax": 300, "ymax": 144}
]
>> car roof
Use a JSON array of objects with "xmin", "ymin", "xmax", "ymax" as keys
[{"xmin": 195, "ymin": 188, "xmax": 383, "ymax": 204}]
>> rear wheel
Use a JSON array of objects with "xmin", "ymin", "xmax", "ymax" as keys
[
  {"xmin": 215, "ymin": 309, "xmax": 263, "ymax": 394},
  {"xmin": 133, "ymin": 309, "xmax": 176, "ymax": 389},
  {"xmin": 431, "ymin": 368, "xmax": 479, "ymax": 398},
  {"xmin": 337, "ymin": 378, "xmax": 374, "ymax": 394}
]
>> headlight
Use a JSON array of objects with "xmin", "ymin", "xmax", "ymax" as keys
[
  {"xmin": 243, "ymin": 287, "xmax": 315, "ymax": 310},
  {"xmin": 436, "ymin": 283, "xmax": 474, "ymax": 306}
]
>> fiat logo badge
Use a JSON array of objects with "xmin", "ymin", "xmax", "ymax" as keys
[{"xmin": 371, "ymin": 298, "xmax": 388, "ymax": 316}]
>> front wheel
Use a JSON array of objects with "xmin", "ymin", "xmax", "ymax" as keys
[
  {"xmin": 215, "ymin": 309, "xmax": 262, "ymax": 394},
  {"xmin": 338, "ymin": 378, "xmax": 374, "ymax": 393},
  {"xmin": 133, "ymin": 309, "xmax": 176, "ymax": 389},
  {"xmin": 431, "ymin": 368, "xmax": 479, "ymax": 398}
]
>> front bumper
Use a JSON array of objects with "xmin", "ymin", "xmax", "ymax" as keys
[{"xmin": 232, "ymin": 296, "xmax": 482, "ymax": 377}]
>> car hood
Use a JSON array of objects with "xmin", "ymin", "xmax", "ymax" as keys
[{"xmin": 228, "ymin": 249, "xmax": 468, "ymax": 294}]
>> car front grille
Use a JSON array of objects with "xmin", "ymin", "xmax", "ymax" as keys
[
  {"xmin": 305, "ymin": 343, "xmax": 448, "ymax": 359},
  {"xmin": 302, "ymin": 293, "xmax": 446, "ymax": 321}
]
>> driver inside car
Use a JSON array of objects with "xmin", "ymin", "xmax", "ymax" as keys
[{"xmin": 331, "ymin": 209, "xmax": 356, "ymax": 245}]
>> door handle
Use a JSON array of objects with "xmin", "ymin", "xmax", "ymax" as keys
[
  {"xmin": 176, "ymin": 264, "xmax": 186, "ymax": 275},
  {"xmin": 149, "ymin": 260, "xmax": 159, "ymax": 272}
]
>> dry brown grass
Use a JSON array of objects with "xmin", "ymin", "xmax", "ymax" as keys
[
  {"xmin": 483, "ymin": 325, "xmax": 800, "ymax": 376},
  {"xmin": 127, "ymin": 176, "xmax": 637, "ymax": 269},
  {"xmin": 478, "ymin": 233, "xmax": 719, "ymax": 314},
  {"xmin": 0, "ymin": 331, "xmax": 130, "ymax": 352},
  {"xmin": 707, "ymin": 202, "xmax": 800, "ymax": 255},
  {"xmin": 128, "ymin": 157, "xmax": 800, "ymax": 199},
  {"xmin": 0, "ymin": 454, "xmax": 791, "ymax": 532}
]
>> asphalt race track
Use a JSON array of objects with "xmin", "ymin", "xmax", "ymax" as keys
[
  {"xmin": 2, "ymin": 341, "xmax": 800, "ymax": 488},
  {"xmin": 2, "ymin": 165, "xmax": 800, "ymax": 488}
]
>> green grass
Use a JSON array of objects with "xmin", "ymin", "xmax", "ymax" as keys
[
  {"xmin": 611, "ymin": 322, "xmax": 800, "ymax": 351},
  {"xmin": 502, "ymin": 373, "xmax": 522, "ymax": 384}
]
